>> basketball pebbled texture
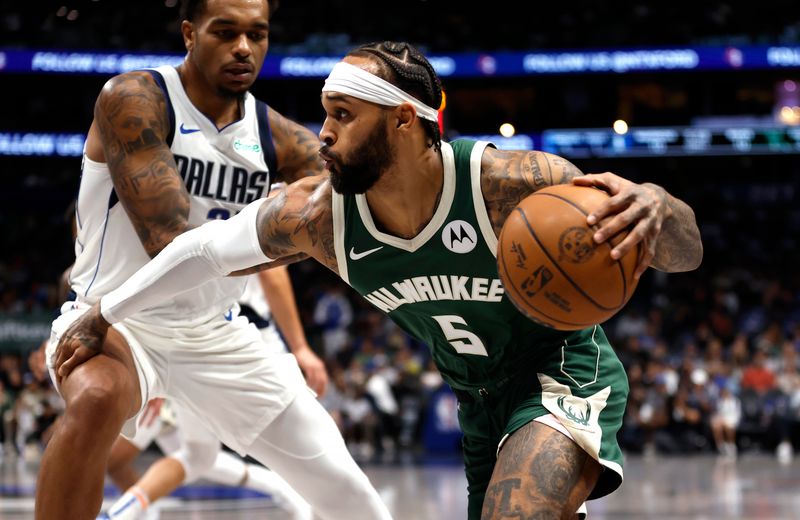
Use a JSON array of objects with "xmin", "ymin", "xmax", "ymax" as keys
[{"xmin": 497, "ymin": 184, "xmax": 641, "ymax": 330}]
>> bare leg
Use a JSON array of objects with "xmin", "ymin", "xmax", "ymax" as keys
[
  {"xmin": 35, "ymin": 329, "xmax": 141, "ymax": 520},
  {"xmin": 134, "ymin": 456, "xmax": 186, "ymax": 503},
  {"xmin": 481, "ymin": 421, "xmax": 602, "ymax": 520},
  {"xmin": 107, "ymin": 436, "xmax": 145, "ymax": 491}
]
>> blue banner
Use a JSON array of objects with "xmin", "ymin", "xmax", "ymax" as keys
[{"xmin": 1, "ymin": 45, "xmax": 799, "ymax": 78}]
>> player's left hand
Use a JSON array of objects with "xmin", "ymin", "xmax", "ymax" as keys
[
  {"xmin": 573, "ymin": 172, "xmax": 672, "ymax": 279},
  {"xmin": 294, "ymin": 346, "xmax": 329, "ymax": 397}
]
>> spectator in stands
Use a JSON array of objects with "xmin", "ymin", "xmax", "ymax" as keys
[
  {"xmin": 313, "ymin": 282, "xmax": 354, "ymax": 361},
  {"xmin": 710, "ymin": 384, "xmax": 741, "ymax": 458},
  {"xmin": 740, "ymin": 349, "xmax": 777, "ymax": 394}
]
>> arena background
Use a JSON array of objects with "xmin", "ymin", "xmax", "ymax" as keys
[{"xmin": 1, "ymin": 1, "xmax": 799, "ymax": 518}]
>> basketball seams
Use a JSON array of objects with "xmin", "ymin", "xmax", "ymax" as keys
[
  {"xmin": 516, "ymin": 203, "xmax": 624, "ymax": 312},
  {"xmin": 531, "ymin": 191, "xmax": 630, "ymax": 304},
  {"xmin": 497, "ymin": 234, "xmax": 594, "ymax": 328}
]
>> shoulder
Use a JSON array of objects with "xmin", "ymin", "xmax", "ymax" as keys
[
  {"xmin": 96, "ymin": 70, "xmax": 163, "ymax": 105},
  {"xmin": 93, "ymin": 71, "xmax": 170, "ymax": 144}
]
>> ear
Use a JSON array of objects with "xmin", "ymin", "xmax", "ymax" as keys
[
  {"xmin": 394, "ymin": 103, "xmax": 415, "ymax": 130},
  {"xmin": 181, "ymin": 20, "xmax": 195, "ymax": 53}
]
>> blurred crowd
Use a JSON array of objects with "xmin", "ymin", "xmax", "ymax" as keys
[{"xmin": 2, "ymin": 1, "xmax": 800, "ymax": 54}]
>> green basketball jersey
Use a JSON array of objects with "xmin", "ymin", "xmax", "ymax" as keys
[{"xmin": 331, "ymin": 139, "xmax": 600, "ymax": 391}]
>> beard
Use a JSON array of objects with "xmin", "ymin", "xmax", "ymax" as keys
[{"xmin": 325, "ymin": 118, "xmax": 394, "ymax": 195}]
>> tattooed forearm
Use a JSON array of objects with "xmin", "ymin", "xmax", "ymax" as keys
[
  {"xmin": 646, "ymin": 184, "xmax": 703, "ymax": 272},
  {"xmin": 255, "ymin": 178, "xmax": 339, "ymax": 274},
  {"xmin": 258, "ymin": 189, "xmax": 298, "ymax": 258}
]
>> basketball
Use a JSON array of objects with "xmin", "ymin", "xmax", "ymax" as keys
[{"xmin": 497, "ymin": 184, "xmax": 641, "ymax": 330}]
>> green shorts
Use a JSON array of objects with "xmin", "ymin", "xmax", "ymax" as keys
[{"xmin": 455, "ymin": 325, "xmax": 628, "ymax": 519}]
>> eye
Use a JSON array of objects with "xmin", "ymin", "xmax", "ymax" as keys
[
  {"xmin": 248, "ymin": 31, "xmax": 267, "ymax": 41},
  {"xmin": 215, "ymin": 30, "xmax": 234, "ymax": 39}
]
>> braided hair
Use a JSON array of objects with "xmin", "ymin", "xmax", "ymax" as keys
[{"xmin": 348, "ymin": 41, "xmax": 443, "ymax": 152}]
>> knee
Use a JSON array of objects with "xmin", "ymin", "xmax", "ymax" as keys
[{"xmin": 63, "ymin": 375, "xmax": 133, "ymax": 429}]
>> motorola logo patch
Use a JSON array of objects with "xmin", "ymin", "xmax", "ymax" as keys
[{"xmin": 441, "ymin": 220, "xmax": 477, "ymax": 254}]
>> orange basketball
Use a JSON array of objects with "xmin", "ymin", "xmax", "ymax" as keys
[{"xmin": 497, "ymin": 184, "xmax": 641, "ymax": 330}]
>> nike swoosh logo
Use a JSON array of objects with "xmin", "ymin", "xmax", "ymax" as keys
[
  {"xmin": 179, "ymin": 123, "xmax": 201, "ymax": 134},
  {"xmin": 349, "ymin": 246, "xmax": 383, "ymax": 260}
]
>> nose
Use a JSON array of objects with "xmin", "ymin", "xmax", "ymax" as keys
[
  {"xmin": 232, "ymin": 34, "xmax": 251, "ymax": 58},
  {"xmin": 318, "ymin": 119, "xmax": 335, "ymax": 146}
]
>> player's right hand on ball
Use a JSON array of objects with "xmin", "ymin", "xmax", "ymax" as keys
[{"xmin": 55, "ymin": 303, "xmax": 110, "ymax": 383}]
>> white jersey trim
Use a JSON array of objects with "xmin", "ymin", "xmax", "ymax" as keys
[
  {"xmin": 468, "ymin": 141, "xmax": 497, "ymax": 258},
  {"xmin": 331, "ymin": 189, "xmax": 349, "ymax": 285},
  {"xmin": 355, "ymin": 141, "xmax": 456, "ymax": 252},
  {"xmin": 155, "ymin": 66, "xmax": 253, "ymax": 134}
]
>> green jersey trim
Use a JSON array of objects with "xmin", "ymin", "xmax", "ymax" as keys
[
  {"xmin": 353, "ymin": 141, "xmax": 456, "ymax": 252},
  {"xmin": 331, "ymin": 188, "xmax": 349, "ymax": 284},
  {"xmin": 468, "ymin": 141, "xmax": 498, "ymax": 258}
]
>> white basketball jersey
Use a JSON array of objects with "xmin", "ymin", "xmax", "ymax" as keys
[{"xmin": 69, "ymin": 65, "xmax": 277, "ymax": 324}]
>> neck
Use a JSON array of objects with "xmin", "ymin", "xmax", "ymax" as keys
[
  {"xmin": 177, "ymin": 61, "xmax": 242, "ymax": 129},
  {"xmin": 365, "ymin": 145, "xmax": 443, "ymax": 239}
]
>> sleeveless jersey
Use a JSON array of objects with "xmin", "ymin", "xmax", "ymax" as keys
[
  {"xmin": 69, "ymin": 65, "xmax": 277, "ymax": 324},
  {"xmin": 332, "ymin": 140, "xmax": 599, "ymax": 391}
]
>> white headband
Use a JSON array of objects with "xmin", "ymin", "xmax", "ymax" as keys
[{"xmin": 322, "ymin": 62, "xmax": 439, "ymax": 122}]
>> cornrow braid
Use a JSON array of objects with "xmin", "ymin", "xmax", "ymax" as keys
[{"xmin": 348, "ymin": 41, "xmax": 443, "ymax": 152}]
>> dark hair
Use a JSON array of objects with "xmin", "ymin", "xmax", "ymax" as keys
[
  {"xmin": 180, "ymin": 0, "xmax": 280, "ymax": 22},
  {"xmin": 348, "ymin": 41, "xmax": 443, "ymax": 152}
]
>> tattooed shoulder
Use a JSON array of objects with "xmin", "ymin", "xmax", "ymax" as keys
[
  {"xmin": 256, "ymin": 176, "xmax": 339, "ymax": 275},
  {"xmin": 94, "ymin": 72, "xmax": 169, "ymax": 166},
  {"xmin": 480, "ymin": 147, "xmax": 584, "ymax": 236},
  {"xmin": 267, "ymin": 106, "xmax": 325, "ymax": 183}
]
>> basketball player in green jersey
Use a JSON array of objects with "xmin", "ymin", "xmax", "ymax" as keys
[{"xmin": 54, "ymin": 41, "xmax": 703, "ymax": 519}]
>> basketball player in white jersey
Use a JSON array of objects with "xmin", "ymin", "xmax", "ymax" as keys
[
  {"xmin": 36, "ymin": 1, "xmax": 391, "ymax": 518},
  {"xmin": 99, "ymin": 268, "xmax": 322, "ymax": 520}
]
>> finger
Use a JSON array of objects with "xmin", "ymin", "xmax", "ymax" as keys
[
  {"xmin": 633, "ymin": 239, "xmax": 656, "ymax": 279},
  {"xmin": 316, "ymin": 372, "xmax": 329, "ymax": 398},
  {"xmin": 57, "ymin": 352, "xmax": 79, "ymax": 380},
  {"xmin": 572, "ymin": 172, "xmax": 621, "ymax": 193},
  {"xmin": 591, "ymin": 211, "xmax": 634, "ymax": 244},
  {"xmin": 54, "ymin": 341, "xmax": 71, "ymax": 377},
  {"xmin": 586, "ymin": 188, "xmax": 641, "ymax": 227},
  {"xmin": 609, "ymin": 219, "xmax": 650, "ymax": 261},
  {"xmin": 309, "ymin": 369, "xmax": 325, "ymax": 396}
]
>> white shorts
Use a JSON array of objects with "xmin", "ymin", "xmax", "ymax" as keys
[
  {"xmin": 259, "ymin": 323, "xmax": 288, "ymax": 356},
  {"xmin": 47, "ymin": 302, "xmax": 306, "ymax": 454}
]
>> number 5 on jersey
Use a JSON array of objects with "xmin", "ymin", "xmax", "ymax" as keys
[{"xmin": 432, "ymin": 315, "xmax": 489, "ymax": 357}]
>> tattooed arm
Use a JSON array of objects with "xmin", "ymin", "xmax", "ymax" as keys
[
  {"xmin": 480, "ymin": 147, "xmax": 702, "ymax": 277},
  {"xmin": 480, "ymin": 148, "xmax": 585, "ymax": 236},
  {"xmin": 574, "ymin": 173, "xmax": 702, "ymax": 276},
  {"xmin": 89, "ymin": 71, "xmax": 189, "ymax": 258},
  {"xmin": 268, "ymin": 107, "xmax": 326, "ymax": 184}
]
